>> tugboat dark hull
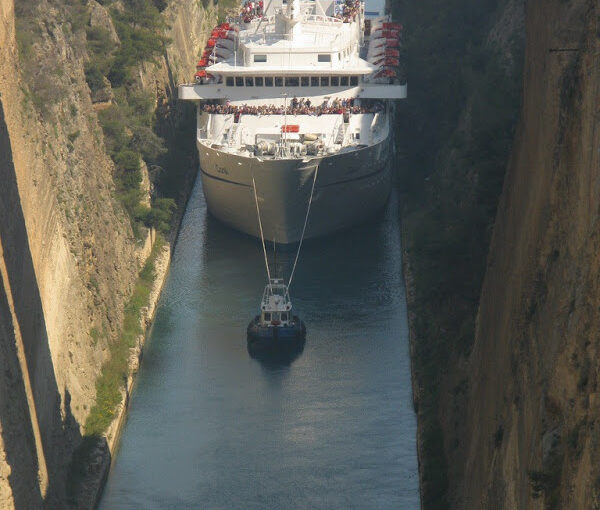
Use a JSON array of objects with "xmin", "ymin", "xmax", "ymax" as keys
[{"xmin": 247, "ymin": 315, "xmax": 306, "ymax": 351}]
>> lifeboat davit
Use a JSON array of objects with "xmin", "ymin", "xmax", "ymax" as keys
[
  {"xmin": 216, "ymin": 38, "xmax": 235, "ymax": 50},
  {"xmin": 374, "ymin": 69, "xmax": 396, "ymax": 79},
  {"xmin": 214, "ymin": 47, "xmax": 232, "ymax": 58},
  {"xmin": 376, "ymin": 29, "xmax": 399, "ymax": 39},
  {"xmin": 374, "ymin": 57, "xmax": 400, "ymax": 67},
  {"xmin": 383, "ymin": 22, "xmax": 403, "ymax": 30}
]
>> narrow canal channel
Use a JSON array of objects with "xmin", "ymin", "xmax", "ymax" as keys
[{"xmin": 98, "ymin": 173, "xmax": 420, "ymax": 509}]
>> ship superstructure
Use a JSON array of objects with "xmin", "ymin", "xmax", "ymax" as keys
[{"xmin": 179, "ymin": 0, "xmax": 406, "ymax": 243}]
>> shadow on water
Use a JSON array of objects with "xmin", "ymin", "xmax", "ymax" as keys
[
  {"xmin": 98, "ymin": 162, "xmax": 419, "ymax": 510},
  {"xmin": 246, "ymin": 336, "xmax": 306, "ymax": 369}
]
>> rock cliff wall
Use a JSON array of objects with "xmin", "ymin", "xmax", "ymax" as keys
[
  {"xmin": 450, "ymin": 0, "xmax": 600, "ymax": 508},
  {"xmin": 0, "ymin": 0, "xmax": 211, "ymax": 507}
]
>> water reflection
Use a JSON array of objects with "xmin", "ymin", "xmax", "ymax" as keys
[
  {"xmin": 98, "ymin": 172, "xmax": 420, "ymax": 510},
  {"xmin": 247, "ymin": 336, "xmax": 306, "ymax": 368}
]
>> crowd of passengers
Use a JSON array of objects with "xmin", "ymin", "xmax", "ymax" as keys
[
  {"xmin": 237, "ymin": 0, "xmax": 361, "ymax": 24},
  {"xmin": 201, "ymin": 97, "xmax": 383, "ymax": 116},
  {"xmin": 240, "ymin": 0, "xmax": 264, "ymax": 23},
  {"xmin": 335, "ymin": 0, "xmax": 361, "ymax": 23}
]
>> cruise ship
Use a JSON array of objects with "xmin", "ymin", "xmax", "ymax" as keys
[{"xmin": 179, "ymin": 0, "xmax": 406, "ymax": 243}]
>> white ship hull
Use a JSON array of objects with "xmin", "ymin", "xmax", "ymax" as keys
[{"xmin": 198, "ymin": 138, "xmax": 391, "ymax": 243}]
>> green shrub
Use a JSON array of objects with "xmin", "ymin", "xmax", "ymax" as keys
[
  {"xmin": 135, "ymin": 198, "xmax": 175, "ymax": 233},
  {"xmin": 84, "ymin": 236, "xmax": 163, "ymax": 438}
]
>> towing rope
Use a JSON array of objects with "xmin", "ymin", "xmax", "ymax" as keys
[
  {"xmin": 251, "ymin": 175, "xmax": 271, "ymax": 282},
  {"xmin": 288, "ymin": 164, "xmax": 319, "ymax": 289}
]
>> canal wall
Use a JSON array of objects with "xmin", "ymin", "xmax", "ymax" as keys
[
  {"xmin": 453, "ymin": 1, "xmax": 600, "ymax": 508},
  {"xmin": 400, "ymin": 0, "xmax": 600, "ymax": 508},
  {"xmin": 0, "ymin": 0, "xmax": 214, "ymax": 508}
]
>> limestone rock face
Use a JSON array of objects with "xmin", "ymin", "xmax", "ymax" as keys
[
  {"xmin": 0, "ymin": 0, "xmax": 212, "ymax": 507},
  {"xmin": 450, "ymin": 0, "xmax": 600, "ymax": 508},
  {"xmin": 89, "ymin": 0, "xmax": 120, "ymax": 44}
]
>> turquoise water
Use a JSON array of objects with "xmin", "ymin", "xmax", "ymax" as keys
[{"xmin": 98, "ymin": 173, "xmax": 419, "ymax": 509}]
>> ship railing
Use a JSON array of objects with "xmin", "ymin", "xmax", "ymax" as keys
[
  {"xmin": 302, "ymin": 14, "xmax": 343, "ymax": 25},
  {"xmin": 242, "ymin": 31, "xmax": 291, "ymax": 45},
  {"xmin": 261, "ymin": 279, "xmax": 291, "ymax": 310}
]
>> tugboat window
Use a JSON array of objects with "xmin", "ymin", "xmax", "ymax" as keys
[
  {"xmin": 235, "ymin": 76, "xmax": 244, "ymax": 87},
  {"xmin": 226, "ymin": 77, "xmax": 234, "ymax": 86},
  {"xmin": 255, "ymin": 76, "xmax": 264, "ymax": 86},
  {"xmin": 301, "ymin": 76, "xmax": 309, "ymax": 87},
  {"xmin": 311, "ymin": 76, "xmax": 319, "ymax": 86},
  {"xmin": 331, "ymin": 76, "xmax": 340, "ymax": 86},
  {"xmin": 275, "ymin": 76, "xmax": 284, "ymax": 87},
  {"xmin": 318, "ymin": 54, "xmax": 331, "ymax": 62},
  {"xmin": 350, "ymin": 76, "xmax": 358, "ymax": 86},
  {"xmin": 272, "ymin": 312, "xmax": 280, "ymax": 321},
  {"xmin": 286, "ymin": 77, "xmax": 299, "ymax": 87},
  {"xmin": 245, "ymin": 77, "xmax": 254, "ymax": 87},
  {"xmin": 265, "ymin": 76, "xmax": 274, "ymax": 87},
  {"xmin": 340, "ymin": 76, "xmax": 349, "ymax": 86},
  {"xmin": 264, "ymin": 312, "xmax": 271, "ymax": 321},
  {"xmin": 320, "ymin": 76, "xmax": 329, "ymax": 86},
  {"xmin": 281, "ymin": 312, "xmax": 288, "ymax": 321}
]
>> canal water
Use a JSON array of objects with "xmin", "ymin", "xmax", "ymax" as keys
[{"xmin": 98, "ymin": 174, "xmax": 420, "ymax": 509}]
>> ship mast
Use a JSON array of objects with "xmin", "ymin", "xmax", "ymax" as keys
[{"xmin": 280, "ymin": 0, "xmax": 302, "ymax": 39}]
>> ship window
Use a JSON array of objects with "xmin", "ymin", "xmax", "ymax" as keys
[
  {"xmin": 245, "ymin": 77, "xmax": 254, "ymax": 87},
  {"xmin": 285, "ymin": 76, "xmax": 299, "ymax": 87},
  {"xmin": 264, "ymin": 312, "xmax": 271, "ymax": 321},
  {"xmin": 255, "ymin": 76, "xmax": 264, "ymax": 86},
  {"xmin": 254, "ymin": 54, "xmax": 267, "ymax": 63},
  {"xmin": 275, "ymin": 76, "xmax": 284, "ymax": 87},
  {"xmin": 281, "ymin": 312, "xmax": 288, "ymax": 321},
  {"xmin": 311, "ymin": 76, "xmax": 319, "ymax": 86},
  {"xmin": 235, "ymin": 76, "xmax": 244, "ymax": 87},
  {"xmin": 318, "ymin": 54, "xmax": 331, "ymax": 63},
  {"xmin": 226, "ymin": 77, "xmax": 234, "ymax": 86},
  {"xmin": 331, "ymin": 76, "xmax": 340, "ymax": 86},
  {"xmin": 320, "ymin": 76, "xmax": 329, "ymax": 86},
  {"xmin": 272, "ymin": 312, "xmax": 280, "ymax": 321},
  {"xmin": 301, "ymin": 76, "xmax": 309, "ymax": 87},
  {"xmin": 265, "ymin": 76, "xmax": 274, "ymax": 87},
  {"xmin": 340, "ymin": 76, "xmax": 349, "ymax": 86},
  {"xmin": 350, "ymin": 75, "xmax": 359, "ymax": 86}
]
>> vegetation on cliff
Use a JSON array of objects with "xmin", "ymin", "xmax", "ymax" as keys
[
  {"xmin": 15, "ymin": 0, "xmax": 179, "ymax": 239},
  {"xmin": 10, "ymin": 1, "xmax": 205, "ymax": 504},
  {"xmin": 393, "ymin": 1, "xmax": 524, "ymax": 508}
]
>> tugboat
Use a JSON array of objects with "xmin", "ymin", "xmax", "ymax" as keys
[{"xmin": 247, "ymin": 278, "xmax": 306, "ymax": 351}]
